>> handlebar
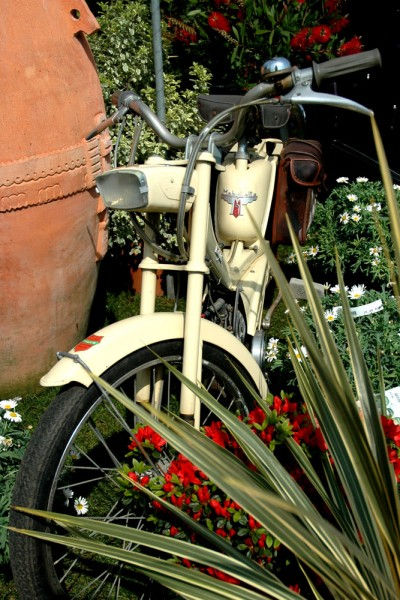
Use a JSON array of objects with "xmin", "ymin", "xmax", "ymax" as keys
[
  {"xmin": 87, "ymin": 49, "xmax": 381, "ymax": 148},
  {"xmin": 312, "ymin": 48, "xmax": 381, "ymax": 87}
]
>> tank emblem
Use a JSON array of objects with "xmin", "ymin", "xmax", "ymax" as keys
[{"xmin": 221, "ymin": 189, "xmax": 257, "ymax": 218}]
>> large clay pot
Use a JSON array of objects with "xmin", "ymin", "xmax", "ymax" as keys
[{"xmin": 0, "ymin": 0, "xmax": 111, "ymax": 395}]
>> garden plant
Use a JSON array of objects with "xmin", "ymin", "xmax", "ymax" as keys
[
  {"xmin": 10, "ymin": 121, "xmax": 400, "ymax": 598},
  {"xmin": 3, "ymin": 2, "xmax": 399, "ymax": 598}
]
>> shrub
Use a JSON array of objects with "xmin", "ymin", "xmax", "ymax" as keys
[
  {"xmin": 299, "ymin": 178, "xmax": 400, "ymax": 287},
  {"xmin": 267, "ymin": 287, "xmax": 400, "ymax": 398},
  {"xmin": 89, "ymin": 0, "xmax": 211, "ymax": 255},
  {"xmin": 161, "ymin": 0, "xmax": 363, "ymax": 88},
  {"xmin": 0, "ymin": 398, "xmax": 31, "ymax": 565}
]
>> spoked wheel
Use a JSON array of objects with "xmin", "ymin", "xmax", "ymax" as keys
[{"xmin": 10, "ymin": 340, "xmax": 254, "ymax": 600}]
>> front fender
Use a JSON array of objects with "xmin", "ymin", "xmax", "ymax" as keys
[{"xmin": 40, "ymin": 312, "xmax": 267, "ymax": 396}]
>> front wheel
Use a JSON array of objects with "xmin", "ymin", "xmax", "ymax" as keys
[{"xmin": 10, "ymin": 339, "xmax": 254, "ymax": 600}]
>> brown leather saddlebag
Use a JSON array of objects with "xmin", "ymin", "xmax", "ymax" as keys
[{"xmin": 270, "ymin": 138, "xmax": 324, "ymax": 245}]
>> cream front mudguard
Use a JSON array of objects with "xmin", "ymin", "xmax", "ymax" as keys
[{"xmin": 40, "ymin": 312, "xmax": 268, "ymax": 397}]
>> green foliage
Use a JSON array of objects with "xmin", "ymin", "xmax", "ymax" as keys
[
  {"xmin": 162, "ymin": 0, "xmax": 363, "ymax": 88},
  {"xmin": 89, "ymin": 0, "xmax": 211, "ymax": 254},
  {"xmin": 89, "ymin": 0, "xmax": 155, "ymax": 106},
  {"xmin": 0, "ymin": 400, "xmax": 31, "ymax": 565},
  {"xmin": 267, "ymin": 288, "xmax": 400, "ymax": 396},
  {"xmin": 300, "ymin": 178, "xmax": 400, "ymax": 286}
]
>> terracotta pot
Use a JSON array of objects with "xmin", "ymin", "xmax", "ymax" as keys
[{"xmin": 0, "ymin": 0, "xmax": 111, "ymax": 395}]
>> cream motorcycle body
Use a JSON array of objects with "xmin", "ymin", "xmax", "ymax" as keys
[{"xmin": 41, "ymin": 144, "xmax": 277, "ymax": 422}]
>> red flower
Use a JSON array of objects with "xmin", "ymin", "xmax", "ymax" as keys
[
  {"xmin": 140, "ymin": 475, "xmax": 150, "ymax": 486},
  {"xmin": 325, "ymin": 0, "xmax": 338, "ymax": 13},
  {"xmin": 258, "ymin": 533, "xmax": 266, "ymax": 548},
  {"xmin": 248, "ymin": 406, "xmax": 266, "ymax": 425},
  {"xmin": 381, "ymin": 416, "xmax": 400, "ymax": 446},
  {"xmin": 128, "ymin": 471, "xmax": 138, "ymax": 482},
  {"xmin": 312, "ymin": 24, "xmax": 331, "ymax": 44},
  {"xmin": 170, "ymin": 526, "xmax": 179, "ymax": 537},
  {"xmin": 174, "ymin": 28, "xmax": 197, "ymax": 44},
  {"xmin": 330, "ymin": 17, "xmax": 349, "ymax": 33},
  {"xmin": 338, "ymin": 36, "xmax": 363, "ymax": 56},
  {"xmin": 260, "ymin": 425, "xmax": 275, "ymax": 444},
  {"xmin": 168, "ymin": 454, "xmax": 202, "ymax": 486},
  {"xmin": 208, "ymin": 11, "xmax": 231, "ymax": 32},
  {"xmin": 204, "ymin": 421, "xmax": 230, "ymax": 448},
  {"xmin": 163, "ymin": 482, "xmax": 174, "ymax": 493},
  {"xmin": 289, "ymin": 583, "xmax": 301, "ymax": 594},
  {"xmin": 216, "ymin": 528, "xmax": 227, "ymax": 537},
  {"xmin": 290, "ymin": 28, "xmax": 316, "ymax": 51},
  {"xmin": 214, "ymin": 0, "xmax": 230, "ymax": 5},
  {"xmin": 210, "ymin": 498, "xmax": 230, "ymax": 518},
  {"xmin": 171, "ymin": 494, "xmax": 185, "ymax": 508},
  {"xmin": 128, "ymin": 425, "xmax": 166, "ymax": 452},
  {"xmin": 197, "ymin": 486, "xmax": 211, "ymax": 504}
]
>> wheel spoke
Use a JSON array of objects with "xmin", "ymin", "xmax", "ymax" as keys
[{"xmin": 14, "ymin": 343, "xmax": 248, "ymax": 599}]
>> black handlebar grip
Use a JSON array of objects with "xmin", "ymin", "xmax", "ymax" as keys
[{"xmin": 312, "ymin": 48, "xmax": 382, "ymax": 87}]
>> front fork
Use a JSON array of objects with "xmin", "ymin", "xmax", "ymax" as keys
[{"xmin": 138, "ymin": 157, "xmax": 213, "ymax": 428}]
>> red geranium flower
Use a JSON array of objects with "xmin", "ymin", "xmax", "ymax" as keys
[
  {"xmin": 381, "ymin": 415, "xmax": 400, "ymax": 445},
  {"xmin": 312, "ymin": 24, "xmax": 331, "ymax": 44},
  {"xmin": 128, "ymin": 425, "xmax": 166, "ymax": 452},
  {"xmin": 208, "ymin": 11, "xmax": 231, "ymax": 32},
  {"xmin": 197, "ymin": 486, "xmax": 211, "ymax": 504},
  {"xmin": 204, "ymin": 420, "xmax": 230, "ymax": 447},
  {"xmin": 248, "ymin": 406, "xmax": 266, "ymax": 425},
  {"xmin": 338, "ymin": 36, "xmax": 363, "ymax": 56}
]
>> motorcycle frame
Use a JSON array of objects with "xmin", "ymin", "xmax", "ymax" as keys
[{"xmin": 137, "ymin": 141, "xmax": 280, "ymax": 427}]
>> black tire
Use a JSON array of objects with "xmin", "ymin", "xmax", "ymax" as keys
[{"xmin": 9, "ymin": 340, "xmax": 253, "ymax": 600}]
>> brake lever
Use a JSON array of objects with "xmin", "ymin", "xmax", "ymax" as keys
[
  {"xmin": 281, "ymin": 67, "xmax": 373, "ymax": 117},
  {"xmin": 85, "ymin": 106, "xmax": 129, "ymax": 141}
]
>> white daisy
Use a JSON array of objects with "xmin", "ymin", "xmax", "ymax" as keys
[
  {"xmin": 356, "ymin": 176, "xmax": 369, "ymax": 182},
  {"xmin": 0, "ymin": 398, "xmax": 20, "ymax": 410},
  {"xmin": 74, "ymin": 496, "xmax": 89, "ymax": 515},
  {"xmin": 339, "ymin": 212, "xmax": 350, "ymax": 224},
  {"xmin": 69, "ymin": 447, "xmax": 81, "ymax": 460},
  {"xmin": 336, "ymin": 176, "xmax": 349, "ymax": 183},
  {"xmin": 330, "ymin": 284, "xmax": 340, "ymax": 294},
  {"xmin": 353, "ymin": 204, "xmax": 361, "ymax": 213},
  {"xmin": 3, "ymin": 410, "xmax": 22, "ymax": 423},
  {"xmin": 346, "ymin": 194, "xmax": 358, "ymax": 202},
  {"xmin": 266, "ymin": 349, "xmax": 279, "ymax": 362},
  {"xmin": 286, "ymin": 252, "xmax": 296, "ymax": 264},
  {"xmin": 0, "ymin": 436, "xmax": 13, "ymax": 448},
  {"xmin": 348, "ymin": 284, "xmax": 366, "ymax": 300},
  {"xmin": 369, "ymin": 246, "xmax": 382, "ymax": 256},
  {"xmin": 351, "ymin": 213, "xmax": 361, "ymax": 223},
  {"xmin": 267, "ymin": 337, "xmax": 279, "ymax": 350},
  {"xmin": 308, "ymin": 245, "xmax": 319, "ymax": 257},
  {"xmin": 371, "ymin": 257, "xmax": 380, "ymax": 266},
  {"xmin": 393, "ymin": 184, "xmax": 400, "ymax": 190},
  {"xmin": 324, "ymin": 310, "xmax": 336, "ymax": 322},
  {"xmin": 323, "ymin": 282, "xmax": 331, "ymax": 291}
]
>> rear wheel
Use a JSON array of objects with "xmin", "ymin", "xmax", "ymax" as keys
[{"xmin": 10, "ymin": 340, "xmax": 254, "ymax": 600}]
